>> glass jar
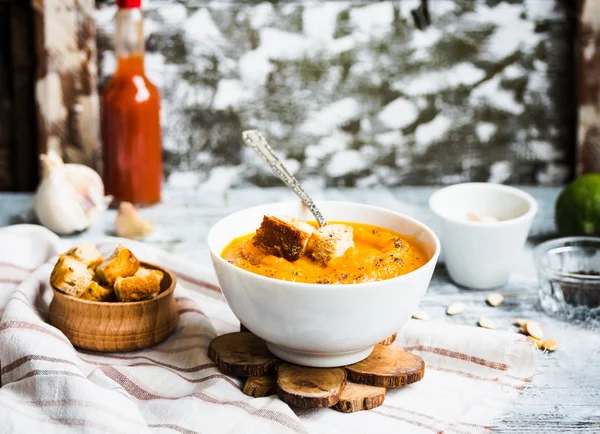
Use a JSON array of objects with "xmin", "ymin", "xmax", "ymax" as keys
[{"xmin": 534, "ymin": 237, "xmax": 600, "ymax": 324}]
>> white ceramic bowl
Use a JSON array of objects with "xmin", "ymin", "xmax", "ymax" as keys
[
  {"xmin": 429, "ymin": 183, "xmax": 537, "ymax": 290},
  {"xmin": 207, "ymin": 201, "xmax": 440, "ymax": 367}
]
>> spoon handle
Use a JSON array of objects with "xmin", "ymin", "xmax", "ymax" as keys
[{"xmin": 242, "ymin": 130, "xmax": 327, "ymax": 227}]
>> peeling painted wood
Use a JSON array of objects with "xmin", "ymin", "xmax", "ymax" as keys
[
  {"xmin": 578, "ymin": 0, "xmax": 600, "ymax": 174},
  {"xmin": 34, "ymin": 0, "xmax": 101, "ymax": 170},
  {"xmin": 0, "ymin": 5, "xmax": 13, "ymax": 191},
  {"xmin": 10, "ymin": 4, "xmax": 38, "ymax": 191},
  {"xmin": 0, "ymin": 2, "xmax": 38, "ymax": 192}
]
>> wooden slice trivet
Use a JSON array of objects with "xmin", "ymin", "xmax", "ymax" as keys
[
  {"xmin": 277, "ymin": 363, "xmax": 346, "ymax": 408},
  {"xmin": 208, "ymin": 332, "xmax": 278, "ymax": 377},
  {"xmin": 379, "ymin": 333, "xmax": 397, "ymax": 346},
  {"xmin": 208, "ymin": 333, "xmax": 425, "ymax": 412},
  {"xmin": 243, "ymin": 375, "xmax": 277, "ymax": 397},
  {"xmin": 345, "ymin": 344, "xmax": 425, "ymax": 388},
  {"xmin": 333, "ymin": 382, "xmax": 386, "ymax": 413}
]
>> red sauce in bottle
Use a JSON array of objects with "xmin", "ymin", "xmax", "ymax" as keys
[{"xmin": 101, "ymin": 0, "xmax": 162, "ymax": 205}]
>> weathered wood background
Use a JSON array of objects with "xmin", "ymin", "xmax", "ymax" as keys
[
  {"xmin": 35, "ymin": 0, "xmax": 101, "ymax": 170},
  {"xmin": 95, "ymin": 0, "xmax": 577, "ymax": 189},
  {"xmin": 0, "ymin": 0, "xmax": 592, "ymax": 191},
  {"xmin": 0, "ymin": 0, "xmax": 101, "ymax": 192},
  {"xmin": 578, "ymin": 0, "xmax": 600, "ymax": 174},
  {"xmin": 0, "ymin": 0, "xmax": 38, "ymax": 191}
]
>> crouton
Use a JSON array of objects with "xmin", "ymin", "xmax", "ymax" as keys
[
  {"xmin": 307, "ymin": 224, "xmax": 354, "ymax": 265},
  {"xmin": 136, "ymin": 266, "xmax": 163, "ymax": 281},
  {"xmin": 80, "ymin": 281, "xmax": 115, "ymax": 302},
  {"xmin": 113, "ymin": 267, "xmax": 163, "ymax": 302},
  {"xmin": 65, "ymin": 242, "xmax": 102, "ymax": 266},
  {"xmin": 95, "ymin": 245, "xmax": 140, "ymax": 285},
  {"xmin": 87, "ymin": 259, "xmax": 103, "ymax": 274},
  {"xmin": 252, "ymin": 215, "xmax": 314, "ymax": 261},
  {"xmin": 50, "ymin": 255, "xmax": 93, "ymax": 297}
]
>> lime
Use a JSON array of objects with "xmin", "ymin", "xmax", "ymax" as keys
[{"xmin": 555, "ymin": 174, "xmax": 600, "ymax": 236}]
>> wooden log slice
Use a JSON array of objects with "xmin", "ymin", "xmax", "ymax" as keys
[
  {"xmin": 333, "ymin": 382, "xmax": 386, "ymax": 413},
  {"xmin": 243, "ymin": 375, "xmax": 277, "ymax": 397},
  {"xmin": 208, "ymin": 332, "xmax": 278, "ymax": 377},
  {"xmin": 277, "ymin": 363, "xmax": 346, "ymax": 408},
  {"xmin": 345, "ymin": 344, "xmax": 425, "ymax": 388},
  {"xmin": 379, "ymin": 333, "xmax": 397, "ymax": 346}
]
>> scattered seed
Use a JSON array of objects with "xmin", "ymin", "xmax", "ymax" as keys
[
  {"xmin": 478, "ymin": 316, "xmax": 496, "ymax": 329},
  {"xmin": 412, "ymin": 309, "xmax": 429, "ymax": 321},
  {"xmin": 446, "ymin": 302, "xmax": 465, "ymax": 315},
  {"xmin": 541, "ymin": 339, "xmax": 558, "ymax": 352},
  {"xmin": 486, "ymin": 293, "xmax": 504, "ymax": 307},
  {"xmin": 513, "ymin": 318, "xmax": 528, "ymax": 327},
  {"xmin": 525, "ymin": 321, "xmax": 544, "ymax": 340}
]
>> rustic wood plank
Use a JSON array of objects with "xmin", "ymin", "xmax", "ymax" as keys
[
  {"xmin": 578, "ymin": 0, "xmax": 600, "ymax": 174},
  {"xmin": 0, "ymin": 4, "xmax": 13, "ymax": 191},
  {"xmin": 32, "ymin": 0, "xmax": 46, "ymax": 162},
  {"xmin": 33, "ymin": 0, "xmax": 100, "ymax": 170},
  {"xmin": 10, "ymin": 3, "xmax": 38, "ymax": 191}
]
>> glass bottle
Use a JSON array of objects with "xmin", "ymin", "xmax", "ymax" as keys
[{"xmin": 101, "ymin": 0, "xmax": 162, "ymax": 205}]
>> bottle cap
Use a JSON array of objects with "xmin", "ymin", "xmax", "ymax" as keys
[{"xmin": 117, "ymin": 0, "xmax": 141, "ymax": 8}]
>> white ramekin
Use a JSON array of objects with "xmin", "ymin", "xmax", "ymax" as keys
[{"xmin": 429, "ymin": 183, "xmax": 537, "ymax": 290}]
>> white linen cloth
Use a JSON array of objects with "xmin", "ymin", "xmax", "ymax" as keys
[{"xmin": 0, "ymin": 224, "xmax": 538, "ymax": 434}]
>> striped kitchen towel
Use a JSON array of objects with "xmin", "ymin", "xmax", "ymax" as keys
[{"xmin": 0, "ymin": 224, "xmax": 538, "ymax": 434}]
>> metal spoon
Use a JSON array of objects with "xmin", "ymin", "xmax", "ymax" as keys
[{"xmin": 241, "ymin": 129, "xmax": 327, "ymax": 227}]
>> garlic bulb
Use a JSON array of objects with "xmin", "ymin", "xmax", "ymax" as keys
[
  {"xmin": 115, "ymin": 201, "xmax": 154, "ymax": 239},
  {"xmin": 32, "ymin": 151, "xmax": 111, "ymax": 235}
]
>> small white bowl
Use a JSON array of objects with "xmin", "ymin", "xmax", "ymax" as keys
[
  {"xmin": 207, "ymin": 201, "xmax": 440, "ymax": 367},
  {"xmin": 429, "ymin": 183, "xmax": 537, "ymax": 290}
]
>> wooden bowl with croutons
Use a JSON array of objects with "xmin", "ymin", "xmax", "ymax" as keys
[{"xmin": 49, "ymin": 251, "xmax": 179, "ymax": 352}]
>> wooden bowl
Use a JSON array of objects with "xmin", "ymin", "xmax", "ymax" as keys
[{"xmin": 49, "ymin": 262, "xmax": 179, "ymax": 352}]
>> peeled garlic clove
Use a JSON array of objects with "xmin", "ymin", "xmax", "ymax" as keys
[
  {"xmin": 446, "ymin": 302, "xmax": 465, "ymax": 315},
  {"xmin": 115, "ymin": 202, "xmax": 154, "ymax": 239}
]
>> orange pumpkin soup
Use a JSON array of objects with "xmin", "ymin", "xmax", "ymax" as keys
[{"xmin": 221, "ymin": 222, "xmax": 428, "ymax": 284}]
